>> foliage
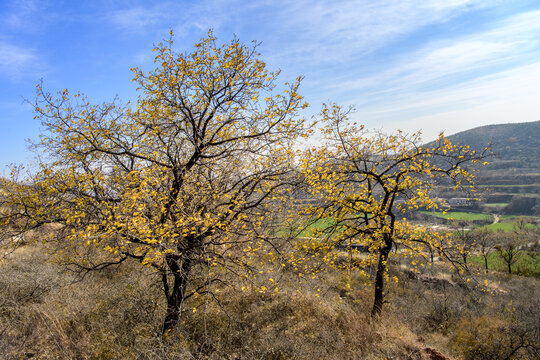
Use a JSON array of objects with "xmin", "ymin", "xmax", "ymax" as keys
[
  {"xmin": 298, "ymin": 103, "xmax": 488, "ymax": 316},
  {"xmin": 0, "ymin": 30, "xmax": 310, "ymax": 332}
]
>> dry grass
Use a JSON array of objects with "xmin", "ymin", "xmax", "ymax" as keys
[{"xmin": 1, "ymin": 242, "xmax": 538, "ymax": 359}]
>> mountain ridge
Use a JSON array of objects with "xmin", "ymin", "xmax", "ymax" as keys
[{"xmin": 443, "ymin": 120, "xmax": 540, "ymax": 161}]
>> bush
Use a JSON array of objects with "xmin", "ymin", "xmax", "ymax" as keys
[{"xmin": 451, "ymin": 315, "xmax": 538, "ymax": 360}]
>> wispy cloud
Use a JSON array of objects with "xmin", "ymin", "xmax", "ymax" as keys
[
  {"xmin": 106, "ymin": 0, "xmax": 490, "ymax": 58},
  {"xmin": 350, "ymin": 58, "xmax": 540, "ymax": 139},
  {"xmin": 103, "ymin": 0, "xmax": 539, "ymax": 141},
  {"xmin": 105, "ymin": 0, "xmax": 253, "ymax": 68},
  {"xmin": 108, "ymin": 6, "xmax": 172, "ymax": 33},
  {"xmin": 107, "ymin": 0, "xmax": 242, "ymax": 35},
  {"xmin": 302, "ymin": 7, "xmax": 540, "ymax": 138},
  {"xmin": 334, "ymin": 9, "xmax": 540, "ymax": 96},
  {"xmin": 379, "ymin": 63, "xmax": 540, "ymax": 139},
  {"xmin": 258, "ymin": 0, "xmax": 493, "ymax": 66},
  {"xmin": 4, "ymin": 0, "xmax": 51, "ymax": 32},
  {"xmin": 0, "ymin": 42, "xmax": 39, "ymax": 79}
]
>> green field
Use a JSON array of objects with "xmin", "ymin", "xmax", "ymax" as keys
[
  {"xmin": 484, "ymin": 222, "xmax": 539, "ymax": 231},
  {"xmin": 484, "ymin": 203, "xmax": 508, "ymax": 207},
  {"xmin": 422, "ymin": 211, "xmax": 539, "ymax": 232},
  {"xmin": 478, "ymin": 184, "xmax": 539, "ymax": 188},
  {"xmin": 489, "ymin": 192, "xmax": 540, "ymax": 197},
  {"xmin": 300, "ymin": 218, "xmax": 337, "ymax": 236},
  {"xmin": 481, "ymin": 222, "xmax": 517, "ymax": 231},
  {"xmin": 469, "ymin": 251, "xmax": 540, "ymax": 277},
  {"xmin": 276, "ymin": 217, "xmax": 337, "ymax": 237},
  {"xmin": 422, "ymin": 211, "xmax": 493, "ymax": 222},
  {"xmin": 289, "ymin": 212, "xmax": 537, "ymax": 236},
  {"xmin": 499, "ymin": 215, "xmax": 538, "ymax": 220}
]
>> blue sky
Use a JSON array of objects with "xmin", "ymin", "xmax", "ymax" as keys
[{"xmin": 1, "ymin": 0, "xmax": 540, "ymax": 172}]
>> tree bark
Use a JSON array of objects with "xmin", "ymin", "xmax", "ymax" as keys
[
  {"xmin": 162, "ymin": 250, "xmax": 193, "ymax": 334},
  {"xmin": 371, "ymin": 238, "xmax": 392, "ymax": 317}
]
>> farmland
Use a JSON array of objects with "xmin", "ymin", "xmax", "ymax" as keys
[
  {"xmin": 469, "ymin": 251, "xmax": 540, "ymax": 277},
  {"xmin": 421, "ymin": 211, "xmax": 493, "ymax": 222}
]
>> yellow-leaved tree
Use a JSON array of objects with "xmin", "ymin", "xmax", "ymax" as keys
[
  {"xmin": 299, "ymin": 104, "xmax": 488, "ymax": 317},
  {"xmin": 0, "ymin": 31, "xmax": 309, "ymax": 333}
]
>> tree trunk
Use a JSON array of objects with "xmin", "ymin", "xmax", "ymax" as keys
[
  {"xmin": 371, "ymin": 239, "xmax": 392, "ymax": 317},
  {"xmin": 484, "ymin": 256, "xmax": 489, "ymax": 273},
  {"xmin": 163, "ymin": 286, "xmax": 183, "ymax": 333},
  {"xmin": 507, "ymin": 262, "xmax": 512, "ymax": 275},
  {"xmin": 162, "ymin": 252, "xmax": 193, "ymax": 334}
]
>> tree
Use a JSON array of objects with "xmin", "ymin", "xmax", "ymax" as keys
[
  {"xmin": 495, "ymin": 238, "xmax": 521, "ymax": 275},
  {"xmin": 495, "ymin": 220, "xmax": 530, "ymax": 275},
  {"xmin": 0, "ymin": 31, "xmax": 310, "ymax": 333},
  {"xmin": 452, "ymin": 220, "xmax": 475, "ymax": 267},
  {"xmin": 472, "ymin": 228, "xmax": 495, "ymax": 273},
  {"xmin": 300, "ymin": 104, "xmax": 487, "ymax": 317}
]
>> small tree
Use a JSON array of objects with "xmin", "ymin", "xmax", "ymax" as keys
[
  {"xmin": 473, "ymin": 228, "xmax": 495, "ymax": 273},
  {"xmin": 300, "ymin": 104, "xmax": 487, "ymax": 317},
  {"xmin": 495, "ymin": 239, "xmax": 521, "ymax": 275},
  {"xmin": 495, "ymin": 220, "xmax": 529, "ymax": 275},
  {"xmin": 1, "ymin": 31, "xmax": 309, "ymax": 333},
  {"xmin": 452, "ymin": 220, "xmax": 475, "ymax": 267}
]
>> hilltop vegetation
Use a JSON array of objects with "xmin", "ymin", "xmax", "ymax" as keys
[{"xmin": 445, "ymin": 120, "xmax": 540, "ymax": 161}]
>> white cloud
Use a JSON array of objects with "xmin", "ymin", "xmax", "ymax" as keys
[
  {"xmin": 106, "ymin": 0, "xmax": 491, "ymax": 61},
  {"xmin": 330, "ymin": 9, "xmax": 540, "ymax": 96},
  {"xmin": 4, "ymin": 0, "xmax": 50, "ymax": 32},
  {"xmin": 108, "ymin": 6, "xmax": 171, "ymax": 33},
  {"xmin": 107, "ymin": 0, "xmax": 244, "ymax": 35},
  {"xmin": 0, "ymin": 42, "xmax": 39, "ymax": 79},
  {"xmin": 260, "ymin": 0, "xmax": 493, "ymax": 66},
  {"xmin": 101, "ymin": 0, "xmax": 540, "ymax": 141},
  {"xmin": 306, "ymin": 7, "xmax": 540, "ymax": 139},
  {"xmin": 353, "ymin": 62, "xmax": 540, "ymax": 140}
]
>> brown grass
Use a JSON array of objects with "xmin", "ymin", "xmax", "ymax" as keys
[{"xmin": 1, "ymin": 242, "xmax": 538, "ymax": 359}]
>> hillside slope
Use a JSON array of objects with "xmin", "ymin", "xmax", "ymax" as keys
[
  {"xmin": 444, "ymin": 120, "xmax": 539, "ymax": 214},
  {"xmin": 445, "ymin": 120, "xmax": 540, "ymax": 161}
]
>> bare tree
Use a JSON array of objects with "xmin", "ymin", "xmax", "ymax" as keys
[
  {"xmin": 452, "ymin": 220, "xmax": 476, "ymax": 267},
  {"xmin": 473, "ymin": 228, "xmax": 495, "ymax": 273},
  {"xmin": 495, "ymin": 234, "xmax": 521, "ymax": 275}
]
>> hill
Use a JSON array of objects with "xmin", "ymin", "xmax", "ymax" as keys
[
  {"xmin": 445, "ymin": 120, "xmax": 540, "ymax": 160},
  {"xmin": 444, "ymin": 120, "xmax": 540, "ymax": 214}
]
